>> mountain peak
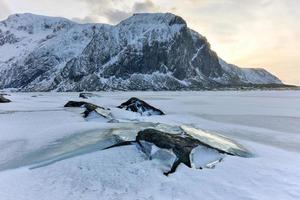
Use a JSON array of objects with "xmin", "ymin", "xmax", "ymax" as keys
[
  {"xmin": 118, "ymin": 12, "xmax": 187, "ymax": 27},
  {"xmin": 4, "ymin": 13, "xmax": 72, "ymax": 23},
  {"xmin": 2, "ymin": 13, "xmax": 75, "ymax": 28},
  {"xmin": 1, "ymin": 13, "xmax": 75, "ymax": 33}
]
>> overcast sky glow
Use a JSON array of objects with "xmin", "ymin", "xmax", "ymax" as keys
[{"xmin": 1, "ymin": 0, "xmax": 299, "ymax": 85}]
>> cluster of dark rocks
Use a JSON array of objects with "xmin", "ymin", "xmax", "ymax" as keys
[
  {"xmin": 65, "ymin": 96, "xmax": 164, "ymax": 119},
  {"xmin": 0, "ymin": 92, "xmax": 251, "ymax": 175},
  {"xmin": 64, "ymin": 95, "xmax": 251, "ymax": 175},
  {"xmin": 79, "ymin": 93, "xmax": 164, "ymax": 116}
]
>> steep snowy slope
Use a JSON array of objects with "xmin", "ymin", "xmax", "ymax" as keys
[
  {"xmin": 0, "ymin": 13, "xmax": 106, "ymax": 91},
  {"xmin": 218, "ymin": 58, "xmax": 282, "ymax": 84},
  {"xmin": 0, "ymin": 13, "xmax": 282, "ymax": 91}
]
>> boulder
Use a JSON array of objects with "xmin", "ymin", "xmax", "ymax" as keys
[
  {"xmin": 79, "ymin": 92, "xmax": 99, "ymax": 99},
  {"xmin": 118, "ymin": 97, "xmax": 164, "ymax": 116},
  {"xmin": 64, "ymin": 101, "xmax": 99, "ymax": 109},
  {"xmin": 136, "ymin": 128, "xmax": 223, "ymax": 174},
  {"xmin": 0, "ymin": 95, "xmax": 11, "ymax": 103},
  {"xmin": 64, "ymin": 101, "xmax": 110, "ymax": 119},
  {"xmin": 84, "ymin": 108, "xmax": 113, "ymax": 120}
]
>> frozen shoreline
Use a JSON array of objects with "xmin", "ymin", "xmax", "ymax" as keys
[{"xmin": 0, "ymin": 91, "xmax": 300, "ymax": 200}]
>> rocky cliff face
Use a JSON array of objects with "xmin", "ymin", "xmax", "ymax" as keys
[{"xmin": 0, "ymin": 13, "xmax": 282, "ymax": 91}]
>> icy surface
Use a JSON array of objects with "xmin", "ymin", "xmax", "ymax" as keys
[
  {"xmin": 138, "ymin": 141, "xmax": 178, "ymax": 172},
  {"xmin": 0, "ymin": 91, "xmax": 300, "ymax": 200},
  {"xmin": 181, "ymin": 125, "xmax": 252, "ymax": 157},
  {"xmin": 190, "ymin": 145, "xmax": 224, "ymax": 169}
]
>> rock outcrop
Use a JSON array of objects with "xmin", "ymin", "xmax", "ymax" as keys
[
  {"xmin": 0, "ymin": 94, "xmax": 11, "ymax": 103},
  {"xmin": 64, "ymin": 100, "xmax": 111, "ymax": 119},
  {"xmin": 137, "ymin": 128, "xmax": 224, "ymax": 174},
  {"xmin": 118, "ymin": 97, "xmax": 164, "ymax": 116},
  {"xmin": 79, "ymin": 93, "xmax": 99, "ymax": 99}
]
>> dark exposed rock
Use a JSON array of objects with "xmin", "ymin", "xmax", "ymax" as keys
[
  {"xmin": 107, "ymin": 119, "xmax": 120, "ymax": 123},
  {"xmin": 64, "ymin": 100, "xmax": 99, "ymax": 117},
  {"xmin": 64, "ymin": 101, "xmax": 99, "ymax": 109},
  {"xmin": 0, "ymin": 30, "xmax": 19, "ymax": 46},
  {"xmin": 84, "ymin": 108, "xmax": 113, "ymax": 120},
  {"xmin": 0, "ymin": 95, "xmax": 11, "ymax": 103},
  {"xmin": 118, "ymin": 97, "xmax": 164, "ymax": 116},
  {"xmin": 79, "ymin": 93, "xmax": 90, "ymax": 99},
  {"xmin": 136, "ymin": 128, "xmax": 224, "ymax": 175},
  {"xmin": 82, "ymin": 105, "xmax": 99, "ymax": 118},
  {"xmin": 64, "ymin": 100, "xmax": 111, "ymax": 119},
  {"xmin": 79, "ymin": 92, "xmax": 99, "ymax": 99}
]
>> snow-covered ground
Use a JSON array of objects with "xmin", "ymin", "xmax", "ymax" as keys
[{"xmin": 0, "ymin": 91, "xmax": 300, "ymax": 200}]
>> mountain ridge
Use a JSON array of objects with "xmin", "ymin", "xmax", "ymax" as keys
[{"xmin": 0, "ymin": 12, "xmax": 283, "ymax": 91}]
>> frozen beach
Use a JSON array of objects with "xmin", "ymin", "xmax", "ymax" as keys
[{"xmin": 0, "ymin": 90, "xmax": 300, "ymax": 200}]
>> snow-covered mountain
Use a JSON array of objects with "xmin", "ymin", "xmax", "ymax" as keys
[{"xmin": 0, "ymin": 13, "xmax": 282, "ymax": 91}]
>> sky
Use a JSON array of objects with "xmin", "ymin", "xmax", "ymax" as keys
[{"xmin": 1, "ymin": 0, "xmax": 299, "ymax": 85}]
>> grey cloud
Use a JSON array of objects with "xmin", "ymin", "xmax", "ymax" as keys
[
  {"xmin": 79, "ymin": 0, "xmax": 159, "ymax": 24},
  {"xmin": 78, "ymin": 0, "xmax": 131, "ymax": 23},
  {"xmin": 132, "ymin": 0, "xmax": 157, "ymax": 12},
  {"xmin": 103, "ymin": 9, "xmax": 131, "ymax": 24},
  {"xmin": 72, "ymin": 16, "xmax": 99, "ymax": 23}
]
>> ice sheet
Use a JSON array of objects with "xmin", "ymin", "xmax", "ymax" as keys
[{"xmin": 0, "ymin": 91, "xmax": 300, "ymax": 200}]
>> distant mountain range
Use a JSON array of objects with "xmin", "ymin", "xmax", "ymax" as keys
[{"xmin": 0, "ymin": 13, "xmax": 283, "ymax": 91}]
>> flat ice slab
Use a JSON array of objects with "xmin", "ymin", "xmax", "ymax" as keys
[{"xmin": 181, "ymin": 125, "xmax": 252, "ymax": 157}]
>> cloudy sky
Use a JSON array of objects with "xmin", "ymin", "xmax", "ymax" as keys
[{"xmin": 1, "ymin": 0, "xmax": 299, "ymax": 85}]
